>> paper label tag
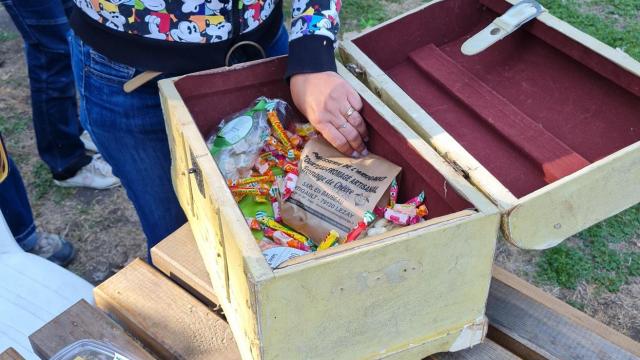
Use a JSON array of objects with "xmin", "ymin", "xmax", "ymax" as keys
[
  {"xmin": 281, "ymin": 137, "xmax": 401, "ymax": 244},
  {"xmin": 263, "ymin": 247, "xmax": 307, "ymax": 268},
  {"xmin": 218, "ymin": 115, "xmax": 253, "ymax": 145}
]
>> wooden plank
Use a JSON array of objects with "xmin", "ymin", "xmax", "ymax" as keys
[
  {"xmin": 488, "ymin": 266, "xmax": 640, "ymax": 359},
  {"xmin": 0, "ymin": 348, "xmax": 25, "ymax": 360},
  {"xmin": 429, "ymin": 339, "xmax": 520, "ymax": 359},
  {"xmin": 408, "ymin": 44, "xmax": 590, "ymax": 184},
  {"xmin": 151, "ymin": 224, "xmax": 219, "ymax": 306},
  {"xmin": 28, "ymin": 300, "xmax": 154, "ymax": 360},
  {"xmin": 153, "ymin": 225, "xmax": 640, "ymax": 360},
  {"xmin": 94, "ymin": 259, "xmax": 240, "ymax": 360}
]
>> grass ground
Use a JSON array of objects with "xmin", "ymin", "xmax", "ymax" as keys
[{"xmin": 0, "ymin": 0, "xmax": 638, "ymax": 340}]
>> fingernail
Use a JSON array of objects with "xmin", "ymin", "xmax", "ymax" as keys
[
  {"xmin": 362, "ymin": 149, "xmax": 369, "ymax": 156},
  {"xmin": 351, "ymin": 151, "xmax": 360, "ymax": 158}
]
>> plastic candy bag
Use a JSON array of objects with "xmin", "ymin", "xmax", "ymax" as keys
[{"xmin": 207, "ymin": 97, "xmax": 288, "ymax": 180}]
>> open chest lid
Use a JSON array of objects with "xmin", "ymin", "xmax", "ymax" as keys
[{"xmin": 339, "ymin": 0, "xmax": 640, "ymax": 250}]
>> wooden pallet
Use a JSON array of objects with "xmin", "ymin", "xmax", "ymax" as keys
[
  {"xmin": 150, "ymin": 225, "xmax": 640, "ymax": 359},
  {"xmin": 0, "ymin": 348, "xmax": 25, "ymax": 360},
  {"xmin": 28, "ymin": 224, "xmax": 640, "ymax": 359}
]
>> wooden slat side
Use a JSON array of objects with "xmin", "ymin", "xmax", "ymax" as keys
[
  {"xmin": 94, "ymin": 259, "xmax": 240, "ymax": 360},
  {"xmin": 429, "ymin": 339, "xmax": 521, "ymax": 360},
  {"xmin": 151, "ymin": 224, "xmax": 218, "ymax": 306},
  {"xmin": 160, "ymin": 78, "xmax": 269, "ymax": 360},
  {"xmin": 488, "ymin": 266, "xmax": 640, "ymax": 359},
  {"xmin": 159, "ymin": 79, "xmax": 273, "ymax": 279},
  {"xmin": 408, "ymin": 44, "xmax": 590, "ymax": 183},
  {"xmin": 339, "ymin": 41, "xmax": 519, "ymax": 211},
  {"xmin": 0, "ymin": 348, "xmax": 25, "ymax": 360},
  {"xmin": 28, "ymin": 300, "xmax": 154, "ymax": 360},
  {"xmin": 506, "ymin": 141, "xmax": 640, "ymax": 249}
]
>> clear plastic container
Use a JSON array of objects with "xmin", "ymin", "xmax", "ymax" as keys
[{"xmin": 50, "ymin": 340, "xmax": 136, "ymax": 360}]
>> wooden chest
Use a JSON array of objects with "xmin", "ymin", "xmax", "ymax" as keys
[
  {"xmin": 159, "ymin": 57, "xmax": 501, "ymax": 359},
  {"xmin": 340, "ymin": 0, "xmax": 640, "ymax": 250}
]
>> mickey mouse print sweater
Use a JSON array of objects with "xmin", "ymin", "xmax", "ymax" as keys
[{"xmin": 70, "ymin": 0, "xmax": 340, "ymax": 76}]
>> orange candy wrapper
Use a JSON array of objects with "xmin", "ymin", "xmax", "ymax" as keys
[{"xmin": 267, "ymin": 111, "xmax": 293, "ymax": 152}]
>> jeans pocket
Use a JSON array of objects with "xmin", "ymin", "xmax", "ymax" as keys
[{"xmin": 87, "ymin": 48, "xmax": 136, "ymax": 85}]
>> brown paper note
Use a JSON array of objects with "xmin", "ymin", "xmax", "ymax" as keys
[{"xmin": 281, "ymin": 137, "xmax": 401, "ymax": 245}]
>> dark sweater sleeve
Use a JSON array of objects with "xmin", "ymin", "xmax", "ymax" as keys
[{"xmin": 285, "ymin": 0, "xmax": 341, "ymax": 78}]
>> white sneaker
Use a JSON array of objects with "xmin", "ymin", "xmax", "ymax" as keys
[
  {"xmin": 80, "ymin": 131, "xmax": 98, "ymax": 153},
  {"xmin": 54, "ymin": 154, "xmax": 121, "ymax": 189}
]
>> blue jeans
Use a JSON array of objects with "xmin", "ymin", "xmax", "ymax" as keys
[
  {"xmin": 69, "ymin": 25, "xmax": 289, "ymax": 251},
  {"xmin": 0, "ymin": 156, "xmax": 37, "ymax": 250},
  {"xmin": 0, "ymin": 0, "xmax": 90, "ymax": 180}
]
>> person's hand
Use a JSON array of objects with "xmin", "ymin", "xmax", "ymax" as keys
[{"xmin": 290, "ymin": 71, "xmax": 369, "ymax": 157}]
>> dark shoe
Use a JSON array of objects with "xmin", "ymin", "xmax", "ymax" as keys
[{"xmin": 28, "ymin": 232, "xmax": 76, "ymax": 267}]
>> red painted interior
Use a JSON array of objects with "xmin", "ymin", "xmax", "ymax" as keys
[
  {"xmin": 353, "ymin": 0, "xmax": 640, "ymax": 198},
  {"xmin": 174, "ymin": 57, "xmax": 473, "ymax": 220}
]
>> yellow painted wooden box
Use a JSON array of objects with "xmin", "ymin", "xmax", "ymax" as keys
[
  {"xmin": 339, "ymin": 0, "xmax": 640, "ymax": 250},
  {"xmin": 159, "ymin": 57, "xmax": 501, "ymax": 359}
]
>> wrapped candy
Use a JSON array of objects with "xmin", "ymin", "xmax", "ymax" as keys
[
  {"xmin": 258, "ymin": 239, "xmax": 279, "ymax": 251},
  {"xmin": 318, "ymin": 230, "xmax": 340, "ymax": 250},
  {"xmin": 272, "ymin": 230, "xmax": 293, "ymax": 246},
  {"xmin": 282, "ymin": 162, "xmax": 298, "ymax": 175},
  {"xmin": 281, "ymin": 172, "xmax": 298, "ymax": 200},
  {"xmin": 230, "ymin": 185, "xmax": 269, "ymax": 197},
  {"xmin": 256, "ymin": 211, "xmax": 308, "ymax": 244},
  {"xmin": 289, "ymin": 134, "xmax": 304, "ymax": 148},
  {"xmin": 345, "ymin": 211, "xmax": 377, "ymax": 243},
  {"xmin": 389, "ymin": 178, "xmax": 398, "ymax": 208},
  {"xmin": 417, "ymin": 204, "xmax": 429, "ymax": 218},
  {"xmin": 254, "ymin": 157, "xmax": 271, "ymax": 175},
  {"xmin": 263, "ymin": 227, "xmax": 275, "ymax": 238},
  {"xmin": 383, "ymin": 207, "xmax": 411, "ymax": 226},
  {"xmin": 287, "ymin": 239, "xmax": 311, "ymax": 252},
  {"xmin": 393, "ymin": 203, "xmax": 417, "ymax": 216},
  {"xmin": 246, "ymin": 217, "xmax": 262, "ymax": 231},
  {"xmin": 266, "ymin": 136, "xmax": 289, "ymax": 155},
  {"xmin": 367, "ymin": 218, "xmax": 393, "ymax": 237},
  {"xmin": 404, "ymin": 191, "xmax": 425, "ymax": 207},
  {"xmin": 271, "ymin": 198, "xmax": 282, "ymax": 222},
  {"xmin": 254, "ymin": 195, "xmax": 269, "ymax": 203},
  {"xmin": 227, "ymin": 175, "xmax": 274, "ymax": 187},
  {"xmin": 267, "ymin": 111, "xmax": 293, "ymax": 152},
  {"xmin": 294, "ymin": 122, "xmax": 316, "ymax": 138},
  {"xmin": 287, "ymin": 148, "xmax": 301, "ymax": 161}
]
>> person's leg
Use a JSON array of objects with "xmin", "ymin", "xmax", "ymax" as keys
[
  {"xmin": 70, "ymin": 34, "xmax": 187, "ymax": 252},
  {"xmin": 0, "ymin": 157, "xmax": 36, "ymax": 251},
  {"xmin": 0, "ymin": 155, "xmax": 76, "ymax": 265},
  {"xmin": 0, "ymin": 0, "xmax": 90, "ymax": 179}
]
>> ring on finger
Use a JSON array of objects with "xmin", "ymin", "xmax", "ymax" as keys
[
  {"xmin": 338, "ymin": 123, "xmax": 349, "ymax": 129},
  {"xmin": 344, "ymin": 106, "xmax": 355, "ymax": 118}
]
